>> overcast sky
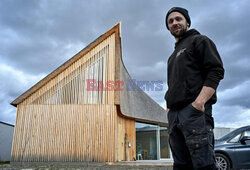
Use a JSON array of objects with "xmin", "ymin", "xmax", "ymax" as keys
[{"xmin": 1, "ymin": 0, "xmax": 250, "ymax": 128}]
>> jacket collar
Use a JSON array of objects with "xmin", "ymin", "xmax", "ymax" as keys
[{"xmin": 175, "ymin": 29, "xmax": 200, "ymax": 48}]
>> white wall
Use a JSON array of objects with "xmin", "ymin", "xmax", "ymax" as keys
[
  {"xmin": 214, "ymin": 127, "xmax": 236, "ymax": 139},
  {"xmin": 0, "ymin": 122, "xmax": 14, "ymax": 162}
]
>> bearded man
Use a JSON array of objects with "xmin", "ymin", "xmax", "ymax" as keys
[{"xmin": 165, "ymin": 7, "xmax": 224, "ymax": 170}]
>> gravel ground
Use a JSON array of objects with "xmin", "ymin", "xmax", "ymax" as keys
[{"xmin": 0, "ymin": 162, "xmax": 173, "ymax": 170}]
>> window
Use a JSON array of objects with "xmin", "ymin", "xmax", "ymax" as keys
[
  {"xmin": 136, "ymin": 122, "xmax": 171, "ymax": 160},
  {"xmin": 32, "ymin": 46, "xmax": 108, "ymax": 105},
  {"xmin": 160, "ymin": 126, "xmax": 170, "ymax": 159},
  {"xmin": 243, "ymin": 130, "xmax": 250, "ymax": 137},
  {"xmin": 229, "ymin": 133, "xmax": 241, "ymax": 143},
  {"xmin": 242, "ymin": 130, "xmax": 250, "ymax": 144}
]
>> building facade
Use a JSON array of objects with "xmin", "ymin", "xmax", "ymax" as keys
[{"xmin": 10, "ymin": 23, "xmax": 169, "ymax": 163}]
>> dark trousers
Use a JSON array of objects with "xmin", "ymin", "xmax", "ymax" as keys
[{"xmin": 168, "ymin": 103, "xmax": 217, "ymax": 170}]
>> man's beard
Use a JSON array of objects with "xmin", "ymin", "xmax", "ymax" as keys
[{"xmin": 170, "ymin": 23, "xmax": 188, "ymax": 38}]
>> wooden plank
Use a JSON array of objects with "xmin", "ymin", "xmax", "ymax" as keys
[
  {"xmin": 116, "ymin": 105, "xmax": 136, "ymax": 161},
  {"xmin": 114, "ymin": 22, "xmax": 121, "ymax": 105},
  {"xmin": 125, "ymin": 118, "xmax": 136, "ymax": 161},
  {"xmin": 117, "ymin": 112, "xmax": 125, "ymax": 161}
]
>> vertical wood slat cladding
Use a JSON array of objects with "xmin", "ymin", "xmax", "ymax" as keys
[
  {"xmin": 11, "ymin": 24, "xmax": 138, "ymax": 163},
  {"xmin": 117, "ymin": 115, "xmax": 136, "ymax": 161},
  {"xmin": 21, "ymin": 33, "xmax": 115, "ymax": 106},
  {"xmin": 11, "ymin": 104, "xmax": 116, "ymax": 162}
]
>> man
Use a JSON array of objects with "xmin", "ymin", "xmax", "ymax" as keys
[{"xmin": 165, "ymin": 7, "xmax": 224, "ymax": 170}]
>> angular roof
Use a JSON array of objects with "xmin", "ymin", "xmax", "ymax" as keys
[
  {"xmin": 11, "ymin": 23, "xmax": 121, "ymax": 107},
  {"xmin": 11, "ymin": 22, "xmax": 168, "ymax": 124},
  {"xmin": 119, "ymin": 58, "xmax": 167, "ymax": 124}
]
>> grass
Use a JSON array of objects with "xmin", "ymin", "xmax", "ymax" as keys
[{"xmin": 0, "ymin": 161, "xmax": 10, "ymax": 165}]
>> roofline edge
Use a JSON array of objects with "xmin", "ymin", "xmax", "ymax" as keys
[{"xmin": 11, "ymin": 23, "xmax": 121, "ymax": 107}]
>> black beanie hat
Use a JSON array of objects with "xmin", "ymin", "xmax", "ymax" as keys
[{"xmin": 165, "ymin": 7, "xmax": 191, "ymax": 30}]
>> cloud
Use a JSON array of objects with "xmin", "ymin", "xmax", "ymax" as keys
[
  {"xmin": 218, "ymin": 80, "xmax": 250, "ymax": 108},
  {"xmin": 129, "ymin": 61, "xmax": 167, "ymax": 81},
  {"xmin": 0, "ymin": 64, "xmax": 45, "ymax": 97},
  {"xmin": 213, "ymin": 103, "xmax": 250, "ymax": 128},
  {"xmin": 0, "ymin": 0, "xmax": 250, "ymax": 128},
  {"xmin": 0, "ymin": 63, "xmax": 46, "ymax": 124}
]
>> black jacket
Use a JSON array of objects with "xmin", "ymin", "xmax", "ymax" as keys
[{"xmin": 165, "ymin": 29, "xmax": 224, "ymax": 109}]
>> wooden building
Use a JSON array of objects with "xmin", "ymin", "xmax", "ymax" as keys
[{"xmin": 10, "ymin": 23, "xmax": 169, "ymax": 163}]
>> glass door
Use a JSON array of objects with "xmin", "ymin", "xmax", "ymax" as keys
[
  {"xmin": 136, "ymin": 122, "xmax": 157, "ymax": 160},
  {"xmin": 136, "ymin": 122, "xmax": 171, "ymax": 160}
]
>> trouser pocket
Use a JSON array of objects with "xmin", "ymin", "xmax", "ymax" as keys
[
  {"xmin": 181, "ymin": 104, "xmax": 215, "ymax": 168},
  {"xmin": 185, "ymin": 131, "xmax": 214, "ymax": 168},
  {"xmin": 181, "ymin": 103, "xmax": 206, "ymax": 137}
]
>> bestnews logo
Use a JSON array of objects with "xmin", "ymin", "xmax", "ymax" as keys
[{"xmin": 86, "ymin": 79, "xmax": 163, "ymax": 91}]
